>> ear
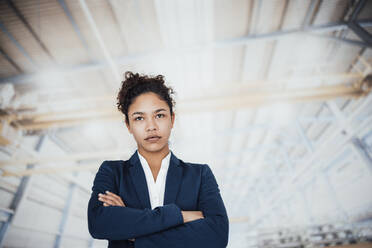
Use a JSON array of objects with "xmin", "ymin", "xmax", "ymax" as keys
[
  {"xmin": 171, "ymin": 112, "xmax": 175, "ymax": 128},
  {"xmin": 125, "ymin": 120, "xmax": 132, "ymax": 134}
]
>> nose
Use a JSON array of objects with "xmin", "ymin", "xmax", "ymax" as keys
[{"xmin": 146, "ymin": 117, "xmax": 158, "ymax": 131}]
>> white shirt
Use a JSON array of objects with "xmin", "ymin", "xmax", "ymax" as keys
[{"xmin": 137, "ymin": 150, "xmax": 171, "ymax": 210}]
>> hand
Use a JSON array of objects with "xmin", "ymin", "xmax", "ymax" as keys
[
  {"xmin": 98, "ymin": 191, "xmax": 135, "ymax": 242},
  {"xmin": 98, "ymin": 191, "xmax": 126, "ymax": 207},
  {"xmin": 181, "ymin": 211, "xmax": 204, "ymax": 223}
]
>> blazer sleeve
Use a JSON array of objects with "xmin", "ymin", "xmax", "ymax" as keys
[
  {"xmin": 87, "ymin": 161, "xmax": 184, "ymax": 240},
  {"xmin": 135, "ymin": 164, "xmax": 229, "ymax": 248}
]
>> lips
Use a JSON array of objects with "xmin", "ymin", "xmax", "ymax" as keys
[{"xmin": 145, "ymin": 135, "xmax": 161, "ymax": 141}]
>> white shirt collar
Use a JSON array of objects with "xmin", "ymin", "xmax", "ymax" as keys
[
  {"xmin": 137, "ymin": 150, "xmax": 172, "ymax": 209},
  {"xmin": 137, "ymin": 150, "xmax": 171, "ymax": 173}
]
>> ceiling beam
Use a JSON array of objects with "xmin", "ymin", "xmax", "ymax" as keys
[
  {"xmin": 5, "ymin": 0, "xmax": 55, "ymax": 61},
  {"xmin": 251, "ymin": 92, "xmax": 372, "ymax": 226},
  {"xmin": 0, "ymin": 21, "xmax": 36, "ymax": 66},
  {"xmin": 0, "ymin": 47, "xmax": 22, "ymax": 73},
  {"xmin": 6, "ymin": 82, "xmax": 370, "ymax": 131},
  {"xmin": 57, "ymin": 0, "xmax": 93, "ymax": 58},
  {"xmin": 1, "ymin": 164, "xmax": 98, "ymax": 177},
  {"xmin": 78, "ymin": 0, "xmax": 121, "ymax": 82},
  {"xmin": 1, "ymin": 19, "xmax": 372, "ymax": 84},
  {"xmin": 0, "ymin": 150, "xmax": 130, "ymax": 168}
]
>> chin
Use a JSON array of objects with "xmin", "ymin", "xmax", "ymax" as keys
[{"xmin": 141, "ymin": 143, "xmax": 166, "ymax": 153}]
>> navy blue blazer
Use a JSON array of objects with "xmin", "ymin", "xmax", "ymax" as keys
[{"xmin": 87, "ymin": 150, "xmax": 229, "ymax": 248}]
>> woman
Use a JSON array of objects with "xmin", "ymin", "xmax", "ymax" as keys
[{"xmin": 87, "ymin": 72, "xmax": 229, "ymax": 248}]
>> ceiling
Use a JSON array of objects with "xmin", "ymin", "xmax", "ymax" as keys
[{"xmin": 0, "ymin": 0, "xmax": 372, "ymax": 247}]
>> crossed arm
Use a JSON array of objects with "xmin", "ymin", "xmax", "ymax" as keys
[
  {"xmin": 88, "ymin": 162, "xmax": 229, "ymax": 247},
  {"xmin": 98, "ymin": 191, "xmax": 204, "ymax": 223},
  {"xmin": 98, "ymin": 191, "xmax": 204, "ymax": 242}
]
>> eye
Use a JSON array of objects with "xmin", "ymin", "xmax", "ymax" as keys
[
  {"xmin": 156, "ymin": 113, "xmax": 165, "ymax": 118},
  {"xmin": 134, "ymin": 116, "xmax": 143, "ymax": 121}
]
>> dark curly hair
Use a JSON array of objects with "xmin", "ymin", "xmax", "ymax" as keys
[{"xmin": 117, "ymin": 71, "xmax": 176, "ymax": 125}]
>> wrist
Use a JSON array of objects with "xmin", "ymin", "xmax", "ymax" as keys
[{"xmin": 181, "ymin": 211, "xmax": 186, "ymax": 223}]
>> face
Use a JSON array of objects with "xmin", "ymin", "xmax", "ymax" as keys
[{"xmin": 125, "ymin": 92, "xmax": 175, "ymax": 155}]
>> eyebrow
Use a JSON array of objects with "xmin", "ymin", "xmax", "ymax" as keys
[{"xmin": 131, "ymin": 108, "xmax": 167, "ymax": 116}]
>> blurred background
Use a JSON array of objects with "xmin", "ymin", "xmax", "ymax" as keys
[{"xmin": 0, "ymin": 0, "xmax": 372, "ymax": 247}]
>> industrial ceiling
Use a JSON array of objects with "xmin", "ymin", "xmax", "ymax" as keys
[{"xmin": 0, "ymin": 0, "xmax": 372, "ymax": 247}]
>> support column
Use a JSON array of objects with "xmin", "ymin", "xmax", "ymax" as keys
[
  {"xmin": 53, "ymin": 182, "xmax": 77, "ymax": 248},
  {"xmin": 0, "ymin": 135, "xmax": 45, "ymax": 248}
]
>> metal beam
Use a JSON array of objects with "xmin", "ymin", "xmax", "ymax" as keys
[
  {"xmin": 54, "ymin": 183, "xmax": 76, "ymax": 248},
  {"xmin": 1, "ymin": 163, "xmax": 99, "ymax": 177},
  {"xmin": 339, "ymin": 0, "xmax": 372, "ymax": 48},
  {"xmin": 78, "ymin": 0, "xmax": 120, "ymax": 82},
  {"xmin": 349, "ymin": 0, "xmax": 367, "ymax": 21},
  {"xmin": 309, "ymin": 33, "xmax": 372, "ymax": 48},
  {"xmin": 323, "ymin": 172, "xmax": 350, "ymax": 222},
  {"xmin": 352, "ymin": 137, "xmax": 372, "ymax": 173},
  {"xmin": 251, "ymin": 93, "xmax": 372, "ymax": 227},
  {"xmin": 2, "ymin": 73, "xmax": 361, "ymax": 113},
  {"xmin": 229, "ymin": 129, "xmax": 272, "ymax": 215},
  {"xmin": 88, "ymin": 238, "xmax": 94, "ymax": 248},
  {"xmin": 326, "ymin": 100, "xmax": 353, "ymax": 136},
  {"xmin": 214, "ymin": 19, "xmax": 372, "ymax": 47},
  {"xmin": 302, "ymin": 0, "xmax": 322, "ymax": 27},
  {"xmin": 348, "ymin": 21, "xmax": 372, "ymax": 47},
  {"xmin": 0, "ymin": 150, "xmax": 130, "ymax": 168},
  {"xmin": 0, "ymin": 134, "xmax": 45, "ymax": 248},
  {"xmin": 262, "ymin": 0, "xmax": 290, "ymax": 80},
  {"xmin": 5, "ymin": 0, "xmax": 55, "ymax": 61},
  {"xmin": 9, "ymin": 223, "xmax": 90, "ymax": 241},
  {"xmin": 295, "ymin": 118, "xmax": 314, "ymax": 153},
  {"xmin": 0, "ymin": 47, "xmax": 22, "ymax": 73},
  {"xmin": 1, "ymin": 19, "xmax": 372, "ymax": 84},
  {"xmin": 0, "ymin": 21, "xmax": 36, "ymax": 66},
  {"xmin": 299, "ymin": 187, "xmax": 314, "ymax": 225},
  {"xmin": 57, "ymin": 0, "xmax": 93, "ymax": 58},
  {"xmin": 8, "ymin": 83, "xmax": 371, "ymax": 131}
]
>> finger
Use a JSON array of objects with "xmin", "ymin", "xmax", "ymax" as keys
[
  {"xmin": 105, "ymin": 191, "xmax": 118, "ymax": 197},
  {"xmin": 99, "ymin": 195, "xmax": 118, "ymax": 206},
  {"xmin": 103, "ymin": 195, "xmax": 121, "ymax": 205},
  {"xmin": 104, "ymin": 198, "xmax": 117, "ymax": 206},
  {"xmin": 105, "ymin": 191, "xmax": 126, "ymax": 206},
  {"xmin": 103, "ymin": 202, "xmax": 109, "ymax": 207},
  {"xmin": 98, "ymin": 195, "xmax": 105, "ymax": 202},
  {"xmin": 105, "ymin": 191, "xmax": 123, "ymax": 202},
  {"xmin": 98, "ymin": 194, "xmax": 110, "ymax": 202},
  {"xmin": 99, "ymin": 194, "xmax": 119, "ymax": 205}
]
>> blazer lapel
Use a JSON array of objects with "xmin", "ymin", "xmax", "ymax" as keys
[
  {"xmin": 128, "ymin": 150, "xmax": 152, "ymax": 209},
  {"xmin": 163, "ymin": 151, "xmax": 183, "ymax": 205}
]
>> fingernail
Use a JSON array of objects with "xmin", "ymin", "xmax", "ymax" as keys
[
  {"xmin": 105, "ymin": 190, "xmax": 110, "ymax": 193},
  {"xmin": 98, "ymin": 193, "xmax": 102, "ymax": 196}
]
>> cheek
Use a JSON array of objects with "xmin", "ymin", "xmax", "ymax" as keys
[
  {"xmin": 131, "ymin": 126, "xmax": 144, "ymax": 138},
  {"xmin": 161, "ymin": 121, "xmax": 173, "ymax": 134}
]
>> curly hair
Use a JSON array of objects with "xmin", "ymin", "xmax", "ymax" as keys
[{"xmin": 116, "ymin": 71, "xmax": 176, "ymax": 125}]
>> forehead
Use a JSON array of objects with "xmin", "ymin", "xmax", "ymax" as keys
[{"xmin": 129, "ymin": 92, "xmax": 169, "ymax": 113}]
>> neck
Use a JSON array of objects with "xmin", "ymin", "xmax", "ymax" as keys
[{"xmin": 138, "ymin": 145, "xmax": 170, "ymax": 169}]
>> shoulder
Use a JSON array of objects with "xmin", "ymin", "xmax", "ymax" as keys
[
  {"xmin": 178, "ymin": 159, "xmax": 213, "ymax": 176},
  {"xmin": 97, "ymin": 160, "xmax": 125, "ymax": 173},
  {"xmin": 180, "ymin": 160, "xmax": 219, "ymax": 188},
  {"xmin": 99, "ymin": 160, "xmax": 124, "ymax": 166},
  {"xmin": 182, "ymin": 161, "xmax": 207, "ymax": 170}
]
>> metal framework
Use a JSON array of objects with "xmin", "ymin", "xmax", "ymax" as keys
[
  {"xmin": 0, "ymin": 1, "xmax": 371, "ymax": 247},
  {"xmin": 0, "ymin": 135, "xmax": 45, "ymax": 248},
  {"xmin": 1, "ymin": 18, "xmax": 372, "ymax": 84}
]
